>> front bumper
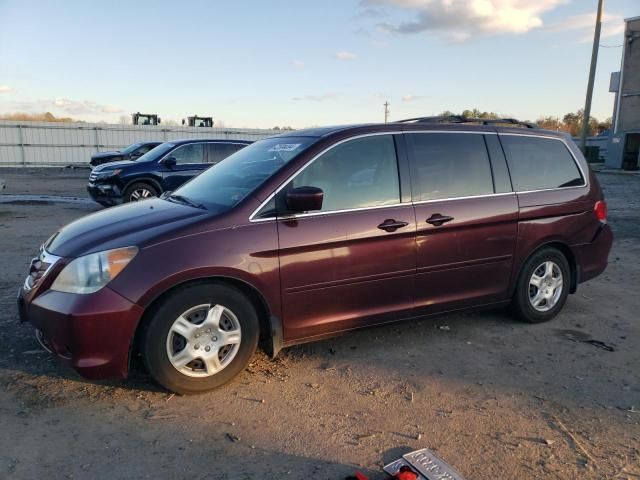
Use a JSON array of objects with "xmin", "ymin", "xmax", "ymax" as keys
[
  {"xmin": 87, "ymin": 182, "xmax": 123, "ymax": 206},
  {"xmin": 18, "ymin": 286, "xmax": 144, "ymax": 380}
]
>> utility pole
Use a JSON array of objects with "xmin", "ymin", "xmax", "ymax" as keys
[
  {"xmin": 384, "ymin": 101, "xmax": 390, "ymax": 123},
  {"xmin": 580, "ymin": 0, "xmax": 604, "ymax": 152}
]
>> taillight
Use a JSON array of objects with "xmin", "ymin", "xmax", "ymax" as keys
[{"xmin": 594, "ymin": 200, "xmax": 607, "ymax": 223}]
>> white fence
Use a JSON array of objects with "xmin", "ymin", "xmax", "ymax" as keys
[{"xmin": 0, "ymin": 121, "xmax": 281, "ymax": 167}]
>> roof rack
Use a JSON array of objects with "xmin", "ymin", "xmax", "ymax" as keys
[{"xmin": 395, "ymin": 115, "xmax": 536, "ymax": 129}]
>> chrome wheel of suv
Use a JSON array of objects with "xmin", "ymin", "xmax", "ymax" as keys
[
  {"xmin": 528, "ymin": 261, "xmax": 563, "ymax": 312},
  {"xmin": 166, "ymin": 304, "xmax": 242, "ymax": 378},
  {"xmin": 130, "ymin": 187, "xmax": 155, "ymax": 201}
]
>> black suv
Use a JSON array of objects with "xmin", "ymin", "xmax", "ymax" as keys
[
  {"xmin": 87, "ymin": 139, "xmax": 251, "ymax": 206},
  {"xmin": 89, "ymin": 142, "xmax": 163, "ymax": 167}
]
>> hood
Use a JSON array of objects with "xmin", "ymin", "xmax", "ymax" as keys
[
  {"xmin": 92, "ymin": 159, "xmax": 136, "ymax": 172},
  {"xmin": 46, "ymin": 199, "xmax": 209, "ymax": 258}
]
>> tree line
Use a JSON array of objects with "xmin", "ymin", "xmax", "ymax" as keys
[
  {"xmin": 0, "ymin": 112, "xmax": 78, "ymax": 123},
  {"xmin": 441, "ymin": 109, "xmax": 611, "ymax": 137},
  {"xmin": 1, "ymin": 109, "xmax": 613, "ymax": 136}
]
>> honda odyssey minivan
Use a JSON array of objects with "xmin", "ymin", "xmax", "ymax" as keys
[{"xmin": 18, "ymin": 117, "xmax": 613, "ymax": 394}]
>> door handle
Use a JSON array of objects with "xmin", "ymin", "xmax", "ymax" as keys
[
  {"xmin": 426, "ymin": 214, "xmax": 454, "ymax": 226},
  {"xmin": 377, "ymin": 219, "xmax": 409, "ymax": 232}
]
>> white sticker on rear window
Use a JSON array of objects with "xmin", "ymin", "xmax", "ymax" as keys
[{"xmin": 268, "ymin": 143, "xmax": 301, "ymax": 152}]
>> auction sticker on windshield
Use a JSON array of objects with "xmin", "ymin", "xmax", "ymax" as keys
[{"xmin": 268, "ymin": 144, "xmax": 301, "ymax": 152}]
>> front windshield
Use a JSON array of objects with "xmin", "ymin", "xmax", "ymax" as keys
[
  {"xmin": 171, "ymin": 136, "xmax": 316, "ymax": 213},
  {"xmin": 136, "ymin": 142, "xmax": 175, "ymax": 162},
  {"xmin": 120, "ymin": 142, "xmax": 143, "ymax": 154}
]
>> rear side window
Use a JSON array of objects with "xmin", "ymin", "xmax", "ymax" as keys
[
  {"xmin": 500, "ymin": 136, "xmax": 584, "ymax": 191},
  {"xmin": 136, "ymin": 144, "xmax": 155, "ymax": 155},
  {"xmin": 407, "ymin": 133, "xmax": 494, "ymax": 201},
  {"xmin": 290, "ymin": 134, "xmax": 400, "ymax": 212}
]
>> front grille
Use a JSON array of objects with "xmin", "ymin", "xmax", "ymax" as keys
[{"xmin": 23, "ymin": 249, "xmax": 60, "ymax": 292}]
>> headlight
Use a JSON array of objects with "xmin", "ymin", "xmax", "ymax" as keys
[
  {"xmin": 50, "ymin": 247, "xmax": 138, "ymax": 294},
  {"xmin": 94, "ymin": 169, "xmax": 122, "ymax": 180}
]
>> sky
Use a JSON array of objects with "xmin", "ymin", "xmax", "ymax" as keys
[{"xmin": 0, "ymin": 0, "xmax": 637, "ymax": 128}]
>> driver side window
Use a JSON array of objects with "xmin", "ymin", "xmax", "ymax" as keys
[
  {"xmin": 289, "ymin": 135, "xmax": 400, "ymax": 213},
  {"xmin": 170, "ymin": 143, "xmax": 204, "ymax": 165}
]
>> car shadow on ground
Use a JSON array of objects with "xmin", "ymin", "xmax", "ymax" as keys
[
  {"xmin": 3, "ymin": 292, "xmax": 635, "ymax": 413},
  {"xmin": 3, "ymin": 303, "xmax": 521, "ymax": 394}
]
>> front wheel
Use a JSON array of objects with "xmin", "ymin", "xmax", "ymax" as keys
[
  {"xmin": 512, "ymin": 248, "xmax": 570, "ymax": 323},
  {"xmin": 141, "ymin": 283, "xmax": 259, "ymax": 394},
  {"xmin": 123, "ymin": 182, "xmax": 158, "ymax": 203}
]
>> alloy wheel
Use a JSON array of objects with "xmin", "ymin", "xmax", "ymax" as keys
[{"xmin": 130, "ymin": 188, "xmax": 155, "ymax": 201}]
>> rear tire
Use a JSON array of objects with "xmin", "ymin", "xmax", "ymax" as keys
[
  {"xmin": 512, "ymin": 247, "xmax": 570, "ymax": 324},
  {"xmin": 141, "ymin": 283, "xmax": 259, "ymax": 394},
  {"xmin": 123, "ymin": 182, "xmax": 158, "ymax": 203}
]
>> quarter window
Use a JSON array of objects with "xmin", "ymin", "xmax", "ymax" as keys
[
  {"xmin": 170, "ymin": 143, "xmax": 204, "ymax": 165},
  {"xmin": 500, "ymin": 136, "xmax": 584, "ymax": 191},
  {"xmin": 289, "ymin": 135, "xmax": 400, "ymax": 213},
  {"xmin": 408, "ymin": 133, "xmax": 494, "ymax": 201}
]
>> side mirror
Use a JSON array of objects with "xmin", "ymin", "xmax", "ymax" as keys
[
  {"xmin": 286, "ymin": 186, "xmax": 324, "ymax": 213},
  {"xmin": 161, "ymin": 156, "xmax": 177, "ymax": 167}
]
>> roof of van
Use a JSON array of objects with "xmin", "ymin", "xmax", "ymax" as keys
[
  {"xmin": 165, "ymin": 138, "xmax": 253, "ymax": 145},
  {"xmin": 271, "ymin": 122, "xmax": 568, "ymax": 140}
]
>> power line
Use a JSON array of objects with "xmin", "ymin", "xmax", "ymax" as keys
[{"xmin": 600, "ymin": 43, "xmax": 623, "ymax": 48}]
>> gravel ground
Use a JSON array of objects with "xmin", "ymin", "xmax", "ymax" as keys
[{"xmin": 0, "ymin": 169, "xmax": 638, "ymax": 479}]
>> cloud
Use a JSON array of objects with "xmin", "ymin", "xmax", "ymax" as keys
[
  {"xmin": 358, "ymin": 7, "xmax": 389, "ymax": 18},
  {"xmin": 362, "ymin": 0, "xmax": 566, "ymax": 41},
  {"xmin": 547, "ymin": 12, "xmax": 625, "ymax": 42},
  {"xmin": 401, "ymin": 94, "xmax": 426, "ymax": 102},
  {"xmin": 2, "ymin": 97, "xmax": 123, "ymax": 116},
  {"xmin": 0, "ymin": 85, "xmax": 14, "ymax": 93},
  {"xmin": 49, "ymin": 98, "xmax": 123, "ymax": 115},
  {"xmin": 335, "ymin": 51, "xmax": 357, "ymax": 60},
  {"xmin": 101, "ymin": 105, "xmax": 124, "ymax": 113},
  {"xmin": 292, "ymin": 93, "xmax": 341, "ymax": 102},
  {"xmin": 290, "ymin": 60, "xmax": 305, "ymax": 69}
]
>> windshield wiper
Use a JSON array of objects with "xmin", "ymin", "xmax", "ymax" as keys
[{"xmin": 167, "ymin": 194, "xmax": 206, "ymax": 210}]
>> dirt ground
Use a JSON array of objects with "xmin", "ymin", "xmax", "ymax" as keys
[{"xmin": 0, "ymin": 168, "xmax": 638, "ymax": 480}]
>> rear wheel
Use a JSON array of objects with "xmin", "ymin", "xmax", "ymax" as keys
[
  {"xmin": 123, "ymin": 182, "xmax": 158, "ymax": 203},
  {"xmin": 512, "ymin": 247, "xmax": 570, "ymax": 323},
  {"xmin": 141, "ymin": 283, "xmax": 259, "ymax": 394}
]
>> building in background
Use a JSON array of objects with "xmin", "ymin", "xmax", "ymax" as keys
[{"xmin": 607, "ymin": 16, "xmax": 640, "ymax": 170}]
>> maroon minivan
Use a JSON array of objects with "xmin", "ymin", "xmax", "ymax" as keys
[{"xmin": 18, "ymin": 117, "xmax": 613, "ymax": 393}]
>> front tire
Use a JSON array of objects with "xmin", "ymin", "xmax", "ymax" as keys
[
  {"xmin": 141, "ymin": 283, "xmax": 259, "ymax": 394},
  {"xmin": 512, "ymin": 248, "xmax": 570, "ymax": 324}
]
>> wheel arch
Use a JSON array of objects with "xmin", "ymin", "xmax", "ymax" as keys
[
  {"xmin": 511, "ymin": 240, "xmax": 578, "ymax": 296},
  {"xmin": 122, "ymin": 176, "xmax": 163, "ymax": 196},
  {"xmin": 131, "ymin": 276, "xmax": 282, "ymax": 368}
]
